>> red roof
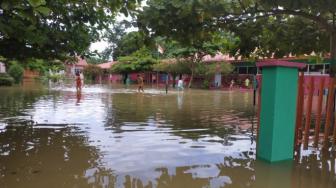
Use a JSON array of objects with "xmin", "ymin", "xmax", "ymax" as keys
[
  {"xmin": 97, "ymin": 61, "xmax": 117, "ymax": 69},
  {"xmin": 64, "ymin": 56, "xmax": 88, "ymax": 67},
  {"xmin": 76, "ymin": 57, "xmax": 88, "ymax": 67}
]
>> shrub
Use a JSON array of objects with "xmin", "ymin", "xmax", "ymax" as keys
[
  {"xmin": 47, "ymin": 74, "xmax": 64, "ymax": 82},
  {"xmin": 27, "ymin": 58, "xmax": 47, "ymax": 75},
  {"xmin": 83, "ymin": 64, "xmax": 103, "ymax": 81},
  {"xmin": 0, "ymin": 73, "xmax": 14, "ymax": 86},
  {"xmin": 8, "ymin": 61, "xmax": 24, "ymax": 84}
]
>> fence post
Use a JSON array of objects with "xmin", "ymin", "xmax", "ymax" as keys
[
  {"xmin": 295, "ymin": 72, "xmax": 304, "ymax": 149},
  {"xmin": 314, "ymin": 77, "xmax": 325, "ymax": 147},
  {"xmin": 303, "ymin": 77, "xmax": 314, "ymax": 149},
  {"xmin": 256, "ymin": 60, "xmax": 305, "ymax": 162},
  {"xmin": 323, "ymin": 78, "xmax": 336, "ymax": 149}
]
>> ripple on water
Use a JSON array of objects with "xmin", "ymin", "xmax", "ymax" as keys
[{"xmin": 0, "ymin": 84, "xmax": 334, "ymax": 188}]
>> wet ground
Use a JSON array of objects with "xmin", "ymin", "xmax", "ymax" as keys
[{"xmin": 0, "ymin": 82, "xmax": 335, "ymax": 188}]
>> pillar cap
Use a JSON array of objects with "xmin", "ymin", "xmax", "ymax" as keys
[{"xmin": 256, "ymin": 60, "xmax": 306, "ymax": 69}]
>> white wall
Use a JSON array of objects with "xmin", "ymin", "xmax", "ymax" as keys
[{"xmin": 0, "ymin": 62, "xmax": 5, "ymax": 73}]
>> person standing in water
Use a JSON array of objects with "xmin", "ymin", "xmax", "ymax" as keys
[
  {"xmin": 229, "ymin": 79, "xmax": 235, "ymax": 90},
  {"xmin": 137, "ymin": 74, "xmax": 144, "ymax": 92},
  {"xmin": 75, "ymin": 71, "xmax": 82, "ymax": 92},
  {"xmin": 79, "ymin": 71, "xmax": 84, "ymax": 87},
  {"xmin": 177, "ymin": 78, "xmax": 184, "ymax": 91},
  {"xmin": 245, "ymin": 78, "xmax": 250, "ymax": 89}
]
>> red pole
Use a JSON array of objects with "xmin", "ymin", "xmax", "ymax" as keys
[
  {"xmin": 295, "ymin": 72, "xmax": 304, "ymax": 149},
  {"xmin": 323, "ymin": 77, "xmax": 335, "ymax": 149},
  {"xmin": 303, "ymin": 77, "xmax": 314, "ymax": 149},
  {"xmin": 314, "ymin": 77, "xmax": 325, "ymax": 147}
]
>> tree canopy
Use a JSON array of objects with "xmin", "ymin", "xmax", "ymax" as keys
[
  {"xmin": 111, "ymin": 47, "xmax": 157, "ymax": 73},
  {"xmin": 138, "ymin": 0, "xmax": 336, "ymax": 75},
  {"xmin": 0, "ymin": 0, "xmax": 141, "ymax": 61}
]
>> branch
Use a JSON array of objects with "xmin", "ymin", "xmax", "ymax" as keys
[
  {"xmin": 217, "ymin": 8, "xmax": 333, "ymax": 32},
  {"xmin": 270, "ymin": 9, "xmax": 333, "ymax": 31}
]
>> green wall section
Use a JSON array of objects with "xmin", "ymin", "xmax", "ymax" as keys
[{"xmin": 257, "ymin": 66, "xmax": 298, "ymax": 162}]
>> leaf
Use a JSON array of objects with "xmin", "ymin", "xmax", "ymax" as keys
[
  {"xmin": 120, "ymin": 7, "xmax": 129, "ymax": 17},
  {"xmin": 35, "ymin": 6, "xmax": 51, "ymax": 16},
  {"xmin": 27, "ymin": 0, "xmax": 46, "ymax": 8},
  {"xmin": 1, "ymin": 1, "xmax": 10, "ymax": 10}
]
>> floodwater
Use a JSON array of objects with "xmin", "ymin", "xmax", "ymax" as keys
[{"xmin": 0, "ymin": 81, "xmax": 335, "ymax": 188}]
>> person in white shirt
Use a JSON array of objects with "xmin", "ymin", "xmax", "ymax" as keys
[{"xmin": 177, "ymin": 78, "xmax": 184, "ymax": 91}]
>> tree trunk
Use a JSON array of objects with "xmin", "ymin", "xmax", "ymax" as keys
[
  {"xmin": 188, "ymin": 64, "xmax": 194, "ymax": 88},
  {"xmin": 172, "ymin": 73, "xmax": 177, "ymax": 88}
]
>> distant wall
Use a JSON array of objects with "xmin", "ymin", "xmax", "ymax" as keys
[
  {"xmin": 0, "ymin": 62, "xmax": 5, "ymax": 73},
  {"xmin": 23, "ymin": 69, "xmax": 40, "ymax": 79}
]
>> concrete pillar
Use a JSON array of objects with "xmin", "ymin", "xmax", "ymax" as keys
[{"xmin": 256, "ymin": 60, "xmax": 306, "ymax": 163}]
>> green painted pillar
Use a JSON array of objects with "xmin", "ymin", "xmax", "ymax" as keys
[{"xmin": 256, "ymin": 60, "xmax": 305, "ymax": 163}]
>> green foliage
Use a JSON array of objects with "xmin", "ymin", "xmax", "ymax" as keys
[
  {"xmin": 0, "ymin": 0, "xmax": 141, "ymax": 61},
  {"xmin": 195, "ymin": 63, "xmax": 233, "ymax": 83},
  {"xmin": 153, "ymin": 60, "xmax": 191, "ymax": 75},
  {"xmin": 139, "ymin": 0, "xmax": 336, "ymax": 66},
  {"xmin": 308, "ymin": 53, "xmax": 324, "ymax": 64},
  {"xmin": 87, "ymin": 57, "xmax": 105, "ymax": 65},
  {"xmin": 83, "ymin": 64, "xmax": 103, "ymax": 81},
  {"xmin": 112, "ymin": 31, "xmax": 147, "ymax": 60},
  {"xmin": 111, "ymin": 47, "xmax": 157, "ymax": 73},
  {"xmin": 102, "ymin": 21, "xmax": 134, "ymax": 60},
  {"xmin": 229, "ymin": 17, "xmax": 329, "ymax": 59},
  {"xmin": 0, "ymin": 73, "xmax": 14, "ymax": 86},
  {"xmin": 8, "ymin": 61, "xmax": 24, "ymax": 83},
  {"xmin": 47, "ymin": 74, "xmax": 64, "ymax": 83},
  {"xmin": 26, "ymin": 58, "xmax": 47, "ymax": 74}
]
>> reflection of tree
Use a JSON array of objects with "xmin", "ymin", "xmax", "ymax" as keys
[
  {"xmin": 121, "ymin": 166, "xmax": 210, "ymax": 188},
  {"xmin": 104, "ymin": 92, "xmax": 256, "ymax": 141},
  {"xmin": 155, "ymin": 166, "xmax": 210, "ymax": 188},
  {"xmin": 216, "ymin": 156, "xmax": 255, "ymax": 188},
  {"xmin": 0, "ymin": 85, "xmax": 49, "ymax": 118},
  {"xmin": 0, "ymin": 125, "xmax": 107, "ymax": 187}
]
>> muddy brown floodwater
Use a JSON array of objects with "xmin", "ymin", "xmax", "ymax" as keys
[{"xmin": 0, "ymin": 82, "xmax": 335, "ymax": 188}]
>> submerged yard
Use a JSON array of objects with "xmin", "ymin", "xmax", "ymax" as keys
[{"xmin": 0, "ymin": 82, "xmax": 335, "ymax": 188}]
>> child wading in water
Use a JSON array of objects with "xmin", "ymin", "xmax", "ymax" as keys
[
  {"xmin": 137, "ymin": 74, "xmax": 144, "ymax": 92},
  {"xmin": 75, "ymin": 72, "xmax": 82, "ymax": 92}
]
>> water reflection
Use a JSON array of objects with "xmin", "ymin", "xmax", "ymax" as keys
[{"xmin": 0, "ymin": 84, "xmax": 335, "ymax": 187}]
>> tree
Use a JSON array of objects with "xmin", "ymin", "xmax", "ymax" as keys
[
  {"xmin": 101, "ymin": 21, "xmax": 130, "ymax": 60},
  {"xmin": 139, "ymin": 0, "xmax": 336, "ymax": 76},
  {"xmin": 153, "ymin": 59, "xmax": 191, "ymax": 87},
  {"xmin": 111, "ymin": 47, "xmax": 157, "ymax": 73},
  {"xmin": 194, "ymin": 62, "xmax": 233, "ymax": 88},
  {"xmin": 0, "ymin": 0, "xmax": 141, "ymax": 61},
  {"xmin": 86, "ymin": 57, "xmax": 105, "ymax": 65},
  {"xmin": 207, "ymin": 0, "xmax": 336, "ymax": 76},
  {"xmin": 8, "ymin": 61, "xmax": 24, "ymax": 83},
  {"xmin": 111, "ymin": 31, "xmax": 147, "ymax": 60},
  {"xmin": 227, "ymin": 16, "xmax": 329, "ymax": 59},
  {"xmin": 83, "ymin": 64, "xmax": 103, "ymax": 81},
  {"xmin": 138, "ymin": 0, "xmax": 239, "ymax": 87}
]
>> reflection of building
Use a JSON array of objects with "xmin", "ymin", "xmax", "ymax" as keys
[
  {"xmin": 0, "ymin": 62, "xmax": 5, "ymax": 73},
  {"xmin": 65, "ymin": 57, "xmax": 88, "ymax": 76}
]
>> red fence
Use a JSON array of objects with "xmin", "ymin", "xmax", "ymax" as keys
[
  {"xmin": 256, "ymin": 73, "xmax": 336, "ymax": 151},
  {"xmin": 295, "ymin": 73, "xmax": 336, "ymax": 150}
]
